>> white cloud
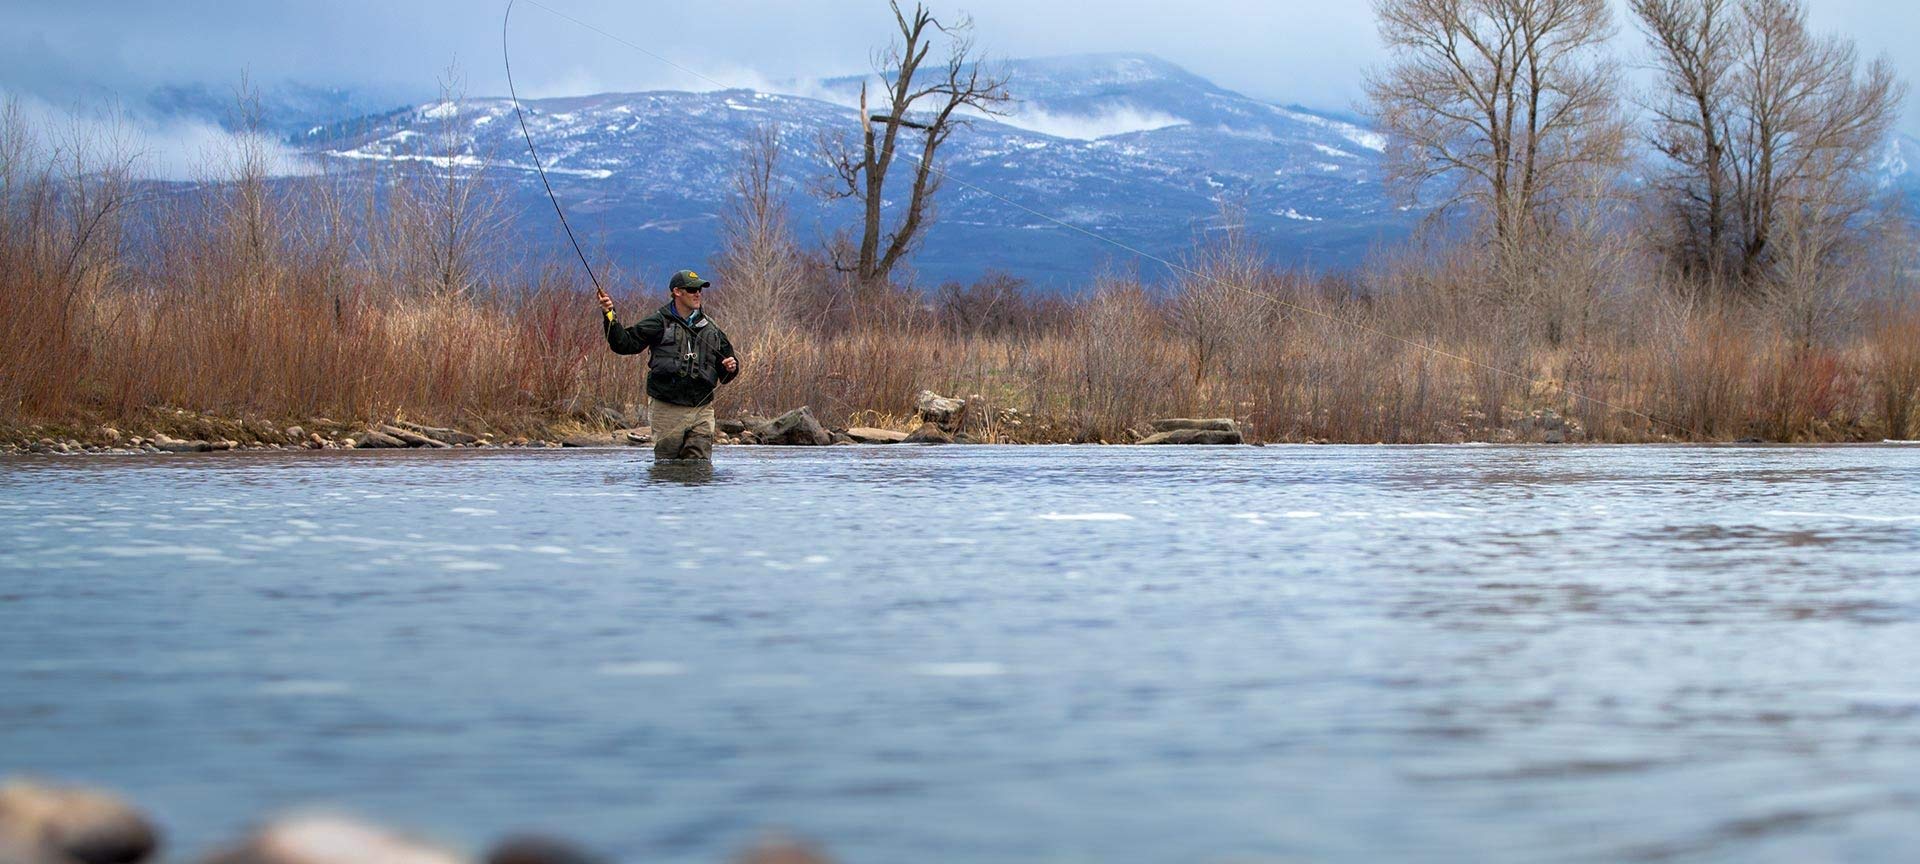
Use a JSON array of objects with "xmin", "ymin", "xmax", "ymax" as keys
[
  {"xmin": 989, "ymin": 104, "xmax": 1187, "ymax": 140},
  {"xmin": 4, "ymin": 89, "xmax": 316, "ymax": 181}
]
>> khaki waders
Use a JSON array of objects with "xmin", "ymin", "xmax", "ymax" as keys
[{"xmin": 649, "ymin": 400, "xmax": 715, "ymax": 461}]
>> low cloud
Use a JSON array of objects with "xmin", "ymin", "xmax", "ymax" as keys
[
  {"xmin": 993, "ymin": 103, "xmax": 1186, "ymax": 140},
  {"xmin": 4, "ymin": 90, "xmax": 316, "ymax": 181}
]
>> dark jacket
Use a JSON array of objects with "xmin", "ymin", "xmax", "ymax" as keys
[{"xmin": 604, "ymin": 303, "xmax": 739, "ymax": 407}]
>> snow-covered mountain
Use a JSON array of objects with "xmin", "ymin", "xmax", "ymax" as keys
[
  {"xmin": 272, "ymin": 52, "xmax": 1920, "ymax": 289},
  {"xmin": 302, "ymin": 54, "xmax": 1416, "ymax": 289}
]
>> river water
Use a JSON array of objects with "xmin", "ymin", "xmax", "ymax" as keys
[{"xmin": 2, "ymin": 445, "xmax": 1918, "ymax": 863}]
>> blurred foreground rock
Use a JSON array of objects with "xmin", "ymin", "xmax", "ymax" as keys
[
  {"xmin": 484, "ymin": 835, "xmax": 606, "ymax": 864},
  {"xmin": 201, "ymin": 815, "xmax": 463, "ymax": 864},
  {"xmin": 732, "ymin": 836, "xmax": 832, "ymax": 864},
  {"xmin": 0, "ymin": 780, "xmax": 158, "ymax": 864}
]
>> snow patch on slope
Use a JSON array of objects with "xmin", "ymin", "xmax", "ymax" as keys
[{"xmin": 995, "ymin": 104, "xmax": 1186, "ymax": 140}]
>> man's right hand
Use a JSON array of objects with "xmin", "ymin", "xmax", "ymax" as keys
[{"xmin": 596, "ymin": 287, "xmax": 614, "ymax": 315}]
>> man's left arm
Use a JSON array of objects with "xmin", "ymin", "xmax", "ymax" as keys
[{"xmin": 717, "ymin": 331, "xmax": 740, "ymax": 384}]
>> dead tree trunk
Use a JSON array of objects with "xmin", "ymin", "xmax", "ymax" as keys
[{"xmin": 817, "ymin": 2, "xmax": 1010, "ymax": 287}]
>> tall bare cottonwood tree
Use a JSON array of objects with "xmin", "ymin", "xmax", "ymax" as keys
[
  {"xmin": 1634, "ymin": 0, "xmax": 1905, "ymax": 298},
  {"xmin": 819, "ymin": 1, "xmax": 1010, "ymax": 286},
  {"xmin": 1365, "ymin": 0, "xmax": 1626, "ymax": 250},
  {"xmin": 1631, "ymin": 0, "xmax": 1736, "ymax": 289}
]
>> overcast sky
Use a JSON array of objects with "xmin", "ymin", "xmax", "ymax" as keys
[{"xmin": 5, "ymin": 0, "xmax": 1917, "ymax": 172}]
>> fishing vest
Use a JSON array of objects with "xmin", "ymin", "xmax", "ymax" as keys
[{"xmin": 646, "ymin": 307, "xmax": 729, "ymax": 407}]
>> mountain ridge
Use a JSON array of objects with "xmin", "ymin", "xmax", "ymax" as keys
[{"xmin": 153, "ymin": 52, "xmax": 1917, "ymax": 290}]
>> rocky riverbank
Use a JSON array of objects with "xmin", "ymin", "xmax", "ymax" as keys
[
  {"xmin": 0, "ymin": 388, "xmax": 1651, "ymax": 457},
  {"xmin": 0, "ymin": 778, "xmax": 830, "ymax": 864},
  {"xmin": 0, "ymin": 390, "xmax": 1289, "ymax": 456}
]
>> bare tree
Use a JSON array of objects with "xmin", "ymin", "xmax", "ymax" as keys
[
  {"xmin": 1169, "ymin": 198, "xmax": 1267, "ymax": 391},
  {"xmin": 1365, "ymin": 0, "xmax": 1627, "ymax": 251},
  {"xmin": 212, "ymin": 76, "xmax": 279, "ymax": 284},
  {"xmin": 392, "ymin": 62, "xmax": 507, "ymax": 298},
  {"xmin": 1635, "ymin": 0, "xmax": 1905, "ymax": 299},
  {"xmin": 818, "ymin": 1, "xmax": 1010, "ymax": 286},
  {"xmin": 1727, "ymin": 0, "xmax": 1902, "ymax": 286},
  {"xmin": 716, "ymin": 123, "xmax": 804, "ymax": 340},
  {"xmin": 1631, "ymin": 0, "xmax": 1737, "ymax": 290}
]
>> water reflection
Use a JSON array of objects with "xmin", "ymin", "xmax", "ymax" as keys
[{"xmin": 647, "ymin": 460, "xmax": 716, "ymax": 486}]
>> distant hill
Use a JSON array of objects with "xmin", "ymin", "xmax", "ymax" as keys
[
  {"xmin": 157, "ymin": 52, "xmax": 1920, "ymax": 291},
  {"xmin": 298, "ymin": 53, "xmax": 1419, "ymax": 290}
]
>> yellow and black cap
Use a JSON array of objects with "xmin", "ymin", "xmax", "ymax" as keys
[{"xmin": 669, "ymin": 269, "xmax": 711, "ymax": 291}]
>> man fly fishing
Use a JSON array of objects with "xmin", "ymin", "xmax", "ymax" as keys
[{"xmin": 597, "ymin": 271, "xmax": 740, "ymax": 461}]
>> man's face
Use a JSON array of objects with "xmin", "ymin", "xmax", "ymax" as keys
[{"xmin": 673, "ymin": 286, "xmax": 704, "ymax": 311}]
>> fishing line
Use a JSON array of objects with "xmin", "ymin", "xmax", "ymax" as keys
[
  {"xmin": 507, "ymin": 0, "xmax": 1685, "ymax": 437},
  {"xmin": 502, "ymin": 0, "xmax": 603, "ymax": 292}
]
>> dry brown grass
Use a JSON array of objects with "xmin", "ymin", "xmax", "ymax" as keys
[{"xmin": 3, "ymin": 102, "xmax": 1915, "ymax": 446}]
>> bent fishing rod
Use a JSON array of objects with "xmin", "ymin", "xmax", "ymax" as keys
[{"xmin": 502, "ymin": 0, "xmax": 605, "ymax": 299}]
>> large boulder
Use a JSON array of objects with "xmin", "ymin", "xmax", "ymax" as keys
[
  {"xmin": 753, "ymin": 407, "xmax": 831, "ymax": 446},
  {"xmin": 354, "ymin": 430, "xmax": 405, "ymax": 449},
  {"xmin": 1139, "ymin": 427, "xmax": 1243, "ymax": 445},
  {"xmin": 903, "ymin": 422, "xmax": 953, "ymax": 445},
  {"xmin": 200, "ymin": 815, "xmax": 465, "ymax": 864},
  {"xmin": 1147, "ymin": 418, "xmax": 1239, "ymax": 433},
  {"xmin": 845, "ymin": 427, "xmax": 908, "ymax": 444},
  {"xmin": 0, "ymin": 780, "xmax": 160, "ymax": 864},
  {"xmin": 914, "ymin": 391, "xmax": 966, "ymax": 431}
]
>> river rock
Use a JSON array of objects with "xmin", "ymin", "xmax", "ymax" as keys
[
  {"xmin": 151, "ymin": 436, "xmax": 211, "ymax": 453},
  {"xmin": 0, "ymin": 780, "xmax": 160, "ymax": 864},
  {"xmin": 560, "ymin": 433, "xmax": 614, "ymax": 448},
  {"xmin": 1147, "ymin": 418, "xmax": 1239, "ymax": 433},
  {"xmin": 390, "ymin": 421, "xmax": 478, "ymax": 446},
  {"xmin": 378, "ymin": 425, "xmax": 449, "ymax": 449},
  {"xmin": 485, "ymin": 836, "xmax": 606, "ymax": 864},
  {"xmin": 1139, "ymin": 428, "xmax": 1243, "ymax": 445},
  {"xmin": 200, "ymin": 815, "xmax": 464, "ymax": 864},
  {"xmin": 754, "ymin": 407, "xmax": 831, "ymax": 446},
  {"xmin": 845, "ymin": 427, "xmax": 908, "ymax": 444},
  {"xmin": 903, "ymin": 422, "xmax": 953, "ymax": 444},
  {"xmin": 914, "ymin": 391, "xmax": 966, "ymax": 431},
  {"xmin": 355, "ymin": 430, "xmax": 405, "ymax": 449},
  {"xmin": 615, "ymin": 427, "xmax": 652, "ymax": 445}
]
